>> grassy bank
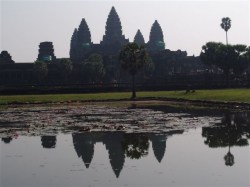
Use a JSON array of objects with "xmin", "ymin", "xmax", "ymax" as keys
[
  {"xmin": 0, "ymin": 89, "xmax": 250, "ymax": 105},
  {"xmin": 139, "ymin": 89, "xmax": 250, "ymax": 103}
]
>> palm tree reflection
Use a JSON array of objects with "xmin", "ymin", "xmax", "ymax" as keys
[
  {"xmin": 224, "ymin": 147, "xmax": 234, "ymax": 166},
  {"xmin": 202, "ymin": 111, "xmax": 250, "ymax": 166}
]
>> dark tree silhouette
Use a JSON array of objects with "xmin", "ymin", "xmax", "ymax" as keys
[
  {"xmin": 200, "ymin": 42, "xmax": 249, "ymax": 82},
  {"xmin": 57, "ymin": 58, "xmax": 73, "ymax": 82},
  {"xmin": 41, "ymin": 136, "xmax": 57, "ymax": 149},
  {"xmin": 80, "ymin": 53, "xmax": 105, "ymax": 83},
  {"xmin": 121, "ymin": 133, "xmax": 149, "ymax": 159},
  {"xmin": 1, "ymin": 137, "xmax": 13, "ymax": 144},
  {"xmin": 231, "ymin": 45, "xmax": 250, "ymax": 76},
  {"xmin": 33, "ymin": 60, "xmax": 48, "ymax": 82},
  {"xmin": 220, "ymin": 17, "xmax": 231, "ymax": 45},
  {"xmin": 119, "ymin": 43, "xmax": 149, "ymax": 99},
  {"xmin": 202, "ymin": 111, "xmax": 250, "ymax": 166}
]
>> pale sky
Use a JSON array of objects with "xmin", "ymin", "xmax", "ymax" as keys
[{"xmin": 0, "ymin": 0, "xmax": 249, "ymax": 62}]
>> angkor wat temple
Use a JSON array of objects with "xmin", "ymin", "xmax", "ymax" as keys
[
  {"xmin": 69, "ymin": 6, "xmax": 166, "ymax": 62},
  {"xmin": 0, "ymin": 6, "xmax": 210, "ymax": 91}
]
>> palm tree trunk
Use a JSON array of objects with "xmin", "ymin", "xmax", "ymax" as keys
[
  {"xmin": 226, "ymin": 71, "xmax": 230, "ymax": 88},
  {"xmin": 226, "ymin": 31, "xmax": 228, "ymax": 45},
  {"xmin": 131, "ymin": 74, "xmax": 136, "ymax": 99}
]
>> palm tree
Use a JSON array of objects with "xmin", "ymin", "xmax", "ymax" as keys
[
  {"xmin": 119, "ymin": 43, "xmax": 149, "ymax": 99},
  {"xmin": 220, "ymin": 17, "xmax": 231, "ymax": 45}
]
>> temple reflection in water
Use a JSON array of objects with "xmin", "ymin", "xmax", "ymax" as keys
[
  {"xmin": 1, "ymin": 111, "xmax": 250, "ymax": 178},
  {"xmin": 72, "ymin": 130, "xmax": 184, "ymax": 178},
  {"xmin": 41, "ymin": 136, "xmax": 57, "ymax": 149}
]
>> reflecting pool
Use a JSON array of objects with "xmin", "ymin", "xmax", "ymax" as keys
[{"xmin": 0, "ymin": 103, "xmax": 250, "ymax": 187}]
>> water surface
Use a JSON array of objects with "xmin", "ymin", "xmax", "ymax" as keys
[{"xmin": 0, "ymin": 103, "xmax": 250, "ymax": 187}]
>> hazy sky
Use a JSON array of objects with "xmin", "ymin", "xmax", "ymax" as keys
[{"xmin": 1, "ymin": 0, "xmax": 249, "ymax": 62}]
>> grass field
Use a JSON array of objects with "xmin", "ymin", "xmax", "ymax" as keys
[{"xmin": 0, "ymin": 89, "xmax": 250, "ymax": 105}]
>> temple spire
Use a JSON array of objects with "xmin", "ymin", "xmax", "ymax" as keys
[
  {"xmin": 134, "ymin": 29, "xmax": 145, "ymax": 45},
  {"xmin": 101, "ymin": 6, "xmax": 128, "ymax": 49},
  {"xmin": 72, "ymin": 18, "xmax": 92, "ymax": 62},
  {"xmin": 149, "ymin": 134, "xmax": 167, "ymax": 163},
  {"xmin": 0, "ymin": 51, "xmax": 14, "ymax": 64},
  {"xmin": 77, "ymin": 18, "xmax": 91, "ymax": 46},
  {"xmin": 72, "ymin": 133, "xmax": 95, "ymax": 169},
  {"xmin": 147, "ymin": 20, "xmax": 165, "ymax": 51},
  {"xmin": 103, "ymin": 132, "xmax": 125, "ymax": 178},
  {"xmin": 70, "ymin": 28, "xmax": 78, "ymax": 61}
]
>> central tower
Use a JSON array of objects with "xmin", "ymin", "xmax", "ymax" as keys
[
  {"xmin": 147, "ymin": 20, "xmax": 165, "ymax": 52},
  {"xmin": 101, "ymin": 7, "xmax": 128, "ymax": 53}
]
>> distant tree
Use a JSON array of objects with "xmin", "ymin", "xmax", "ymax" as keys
[
  {"xmin": 231, "ymin": 45, "xmax": 249, "ymax": 76},
  {"xmin": 119, "ymin": 43, "xmax": 149, "ymax": 99},
  {"xmin": 86, "ymin": 53, "xmax": 103, "ymax": 64},
  {"xmin": 143, "ymin": 56, "xmax": 155, "ymax": 79},
  {"xmin": 220, "ymin": 17, "xmax": 231, "ymax": 45},
  {"xmin": 80, "ymin": 54, "xmax": 105, "ymax": 83},
  {"xmin": 200, "ymin": 42, "xmax": 249, "ymax": 79},
  {"xmin": 102, "ymin": 55, "xmax": 120, "ymax": 82},
  {"xmin": 57, "ymin": 58, "xmax": 73, "ymax": 82},
  {"xmin": 243, "ymin": 46, "xmax": 250, "ymax": 65},
  {"xmin": 33, "ymin": 60, "xmax": 48, "ymax": 82}
]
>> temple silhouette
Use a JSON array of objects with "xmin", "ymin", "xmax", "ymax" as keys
[
  {"xmin": 0, "ymin": 6, "xmax": 211, "ymax": 88},
  {"xmin": 149, "ymin": 134, "xmax": 168, "ymax": 163},
  {"xmin": 71, "ymin": 131, "xmax": 184, "ymax": 178},
  {"xmin": 69, "ymin": 6, "xmax": 165, "ymax": 63}
]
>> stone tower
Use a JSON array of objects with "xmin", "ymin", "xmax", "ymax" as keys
[
  {"xmin": 149, "ymin": 134, "xmax": 167, "ymax": 163},
  {"xmin": 147, "ymin": 20, "xmax": 165, "ymax": 52},
  {"xmin": 70, "ymin": 19, "xmax": 92, "ymax": 62},
  {"xmin": 76, "ymin": 18, "xmax": 92, "ymax": 61},
  {"xmin": 0, "ymin": 51, "xmax": 14, "ymax": 64},
  {"xmin": 37, "ymin": 42, "xmax": 56, "ymax": 62},
  {"xmin": 77, "ymin": 18, "xmax": 91, "ymax": 47},
  {"xmin": 72, "ymin": 133, "xmax": 95, "ymax": 169},
  {"xmin": 103, "ymin": 132, "xmax": 125, "ymax": 178},
  {"xmin": 134, "ymin": 29, "xmax": 145, "ymax": 45},
  {"xmin": 70, "ymin": 28, "xmax": 78, "ymax": 62},
  {"xmin": 101, "ymin": 6, "xmax": 128, "ymax": 53}
]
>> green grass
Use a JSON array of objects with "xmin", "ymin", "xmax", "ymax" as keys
[
  {"xmin": 137, "ymin": 89, "xmax": 250, "ymax": 103},
  {"xmin": 0, "ymin": 92, "xmax": 131, "ymax": 105},
  {"xmin": 0, "ymin": 89, "xmax": 250, "ymax": 105}
]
